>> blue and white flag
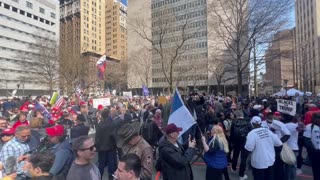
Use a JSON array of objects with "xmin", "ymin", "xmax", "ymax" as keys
[
  {"xmin": 142, "ymin": 85, "xmax": 149, "ymax": 96},
  {"xmin": 168, "ymin": 89, "xmax": 196, "ymax": 136},
  {"xmin": 34, "ymin": 101, "xmax": 51, "ymax": 120}
]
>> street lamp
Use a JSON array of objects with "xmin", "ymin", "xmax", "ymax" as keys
[
  {"xmin": 283, "ymin": 79, "xmax": 288, "ymax": 95},
  {"xmin": 16, "ymin": 84, "xmax": 20, "ymax": 98}
]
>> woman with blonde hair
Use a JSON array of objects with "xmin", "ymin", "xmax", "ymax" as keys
[{"xmin": 201, "ymin": 125, "xmax": 229, "ymax": 180}]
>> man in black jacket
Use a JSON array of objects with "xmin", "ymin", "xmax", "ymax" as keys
[
  {"xmin": 70, "ymin": 114, "xmax": 89, "ymax": 139},
  {"xmin": 230, "ymin": 110, "xmax": 252, "ymax": 180},
  {"xmin": 95, "ymin": 110, "xmax": 118, "ymax": 180},
  {"xmin": 158, "ymin": 123, "xmax": 196, "ymax": 180}
]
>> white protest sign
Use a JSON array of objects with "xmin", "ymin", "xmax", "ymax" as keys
[
  {"xmin": 123, "ymin": 91, "xmax": 132, "ymax": 98},
  {"xmin": 92, "ymin": 98, "xmax": 111, "ymax": 108},
  {"xmin": 276, "ymin": 99, "xmax": 296, "ymax": 116}
]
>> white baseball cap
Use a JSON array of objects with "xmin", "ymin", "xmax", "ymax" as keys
[{"xmin": 250, "ymin": 116, "xmax": 262, "ymax": 124}]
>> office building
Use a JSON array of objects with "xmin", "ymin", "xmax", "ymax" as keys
[
  {"xmin": 294, "ymin": 0, "xmax": 320, "ymax": 92},
  {"xmin": 105, "ymin": 0, "xmax": 127, "ymax": 61},
  {"xmin": 0, "ymin": 0, "xmax": 59, "ymax": 96},
  {"xmin": 265, "ymin": 30, "xmax": 295, "ymax": 94}
]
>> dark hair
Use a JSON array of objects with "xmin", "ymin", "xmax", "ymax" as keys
[
  {"xmin": 29, "ymin": 152, "xmax": 55, "ymax": 173},
  {"xmin": 119, "ymin": 153, "xmax": 141, "ymax": 178},
  {"xmin": 72, "ymin": 136, "xmax": 92, "ymax": 157},
  {"xmin": 311, "ymin": 113, "xmax": 320, "ymax": 125},
  {"xmin": 225, "ymin": 111, "xmax": 236, "ymax": 119}
]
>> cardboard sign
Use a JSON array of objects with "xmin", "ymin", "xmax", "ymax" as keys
[
  {"xmin": 158, "ymin": 96, "xmax": 168, "ymax": 105},
  {"xmin": 123, "ymin": 91, "xmax": 132, "ymax": 98},
  {"xmin": 276, "ymin": 99, "xmax": 296, "ymax": 116},
  {"xmin": 93, "ymin": 98, "xmax": 111, "ymax": 108}
]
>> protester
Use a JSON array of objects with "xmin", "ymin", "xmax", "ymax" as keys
[
  {"xmin": 95, "ymin": 110, "xmax": 118, "ymax": 179},
  {"xmin": 115, "ymin": 153, "xmax": 141, "ymax": 180},
  {"xmin": 0, "ymin": 117, "xmax": 8, "ymax": 130},
  {"xmin": 157, "ymin": 123, "xmax": 196, "ymax": 180},
  {"xmin": 0, "ymin": 125, "xmax": 30, "ymax": 179},
  {"xmin": 117, "ymin": 121, "xmax": 153, "ymax": 180},
  {"xmin": 26, "ymin": 151, "xmax": 57, "ymax": 180},
  {"xmin": 67, "ymin": 136, "xmax": 100, "ymax": 180},
  {"xmin": 12, "ymin": 112, "xmax": 29, "ymax": 129},
  {"xmin": 0, "ymin": 128, "xmax": 15, "ymax": 150},
  {"xmin": 283, "ymin": 114, "xmax": 300, "ymax": 180},
  {"xmin": 45, "ymin": 125, "xmax": 74, "ymax": 178},
  {"xmin": 230, "ymin": 110, "xmax": 251, "ymax": 180},
  {"xmin": 303, "ymin": 113, "xmax": 320, "ymax": 180},
  {"xmin": 262, "ymin": 112, "xmax": 290, "ymax": 180},
  {"xmin": 70, "ymin": 114, "xmax": 90, "ymax": 139},
  {"xmin": 245, "ymin": 116, "xmax": 283, "ymax": 180},
  {"xmin": 202, "ymin": 125, "xmax": 229, "ymax": 180}
]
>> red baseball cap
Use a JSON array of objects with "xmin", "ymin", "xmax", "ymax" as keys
[
  {"xmin": 45, "ymin": 125, "xmax": 64, "ymax": 137},
  {"xmin": 97, "ymin": 104, "xmax": 104, "ymax": 110},
  {"xmin": 1, "ymin": 128, "xmax": 15, "ymax": 136},
  {"xmin": 164, "ymin": 123, "xmax": 182, "ymax": 134},
  {"xmin": 274, "ymin": 111, "xmax": 281, "ymax": 116}
]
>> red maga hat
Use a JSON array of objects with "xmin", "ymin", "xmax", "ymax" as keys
[
  {"xmin": 45, "ymin": 125, "xmax": 64, "ymax": 137},
  {"xmin": 1, "ymin": 128, "xmax": 15, "ymax": 136}
]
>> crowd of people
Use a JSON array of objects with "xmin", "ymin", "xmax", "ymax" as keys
[{"xmin": 0, "ymin": 91, "xmax": 318, "ymax": 180}]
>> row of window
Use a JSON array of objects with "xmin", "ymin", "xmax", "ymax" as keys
[
  {"xmin": 152, "ymin": 20, "xmax": 207, "ymax": 37},
  {"xmin": 0, "ymin": 24, "xmax": 54, "ymax": 42},
  {"xmin": 0, "ymin": 2, "xmax": 56, "ymax": 26},
  {"xmin": 11, "ymin": 0, "xmax": 56, "ymax": 19},
  {"xmin": 151, "ymin": 0, "xmax": 181, "ymax": 9},
  {"xmin": 152, "ymin": 10, "xmax": 206, "ymax": 27},
  {"xmin": 152, "ymin": 52, "xmax": 207, "ymax": 65},
  {"xmin": 152, "ymin": 0, "xmax": 206, "ymax": 18},
  {"xmin": 152, "ymin": 75, "xmax": 207, "ymax": 83},
  {"xmin": 153, "ymin": 31, "xmax": 207, "ymax": 45}
]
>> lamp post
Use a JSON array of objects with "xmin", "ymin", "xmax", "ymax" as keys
[
  {"xmin": 283, "ymin": 79, "xmax": 288, "ymax": 95},
  {"xmin": 16, "ymin": 84, "xmax": 20, "ymax": 98}
]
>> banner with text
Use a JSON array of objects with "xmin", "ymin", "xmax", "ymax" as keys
[
  {"xmin": 93, "ymin": 98, "xmax": 111, "ymax": 108},
  {"xmin": 122, "ymin": 91, "xmax": 132, "ymax": 98},
  {"xmin": 276, "ymin": 99, "xmax": 296, "ymax": 116}
]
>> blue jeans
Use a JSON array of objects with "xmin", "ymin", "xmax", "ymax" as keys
[
  {"xmin": 98, "ymin": 149, "xmax": 117, "ymax": 178},
  {"xmin": 284, "ymin": 151, "xmax": 299, "ymax": 180}
]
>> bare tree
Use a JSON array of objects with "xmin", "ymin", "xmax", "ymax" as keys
[
  {"xmin": 131, "ymin": 9, "xmax": 200, "ymax": 94},
  {"xmin": 294, "ymin": 39, "xmax": 320, "ymax": 93},
  {"xmin": 130, "ymin": 49, "xmax": 152, "ymax": 87},
  {"xmin": 18, "ymin": 34, "xmax": 59, "ymax": 95},
  {"xmin": 207, "ymin": 0, "xmax": 293, "ymax": 96}
]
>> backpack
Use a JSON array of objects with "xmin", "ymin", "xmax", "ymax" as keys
[
  {"xmin": 141, "ymin": 121, "xmax": 154, "ymax": 143},
  {"xmin": 233, "ymin": 122, "xmax": 249, "ymax": 141}
]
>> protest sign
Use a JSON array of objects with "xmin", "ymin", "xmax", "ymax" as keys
[
  {"xmin": 276, "ymin": 99, "xmax": 296, "ymax": 116},
  {"xmin": 93, "ymin": 98, "xmax": 111, "ymax": 108},
  {"xmin": 123, "ymin": 91, "xmax": 132, "ymax": 98}
]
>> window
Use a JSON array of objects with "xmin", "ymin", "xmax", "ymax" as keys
[
  {"xmin": 20, "ymin": 10, "xmax": 25, "ymax": 15},
  {"xmin": 50, "ymin": 12, "xmax": 56, "ymax": 19},
  {"xmin": 12, "ymin": 0, "xmax": 19, "ymax": 2},
  {"xmin": 12, "ymin": 7, "xmax": 18, "ymax": 12},
  {"xmin": 4, "ymin": 3, "xmax": 10, "ymax": 9},
  {"xmin": 27, "ymin": 12, "xmax": 32, "ymax": 17},
  {"xmin": 26, "ymin": 1, "xmax": 32, "ymax": 9},
  {"xmin": 39, "ymin": 7, "xmax": 45, "ymax": 14}
]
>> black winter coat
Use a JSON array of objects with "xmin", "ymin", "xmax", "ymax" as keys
[
  {"xmin": 95, "ymin": 119, "xmax": 117, "ymax": 151},
  {"xmin": 70, "ymin": 123, "xmax": 89, "ymax": 139},
  {"xmin": 158, "ymin": 138, "xmax": 195, "ymax": 180}
]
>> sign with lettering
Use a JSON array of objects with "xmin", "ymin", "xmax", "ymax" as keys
[
  {"xmin": 276, "ymin": 99, "xmax": 296, "ymax": 116},
  {"xmin": 93, "ymin": 98, "xmax": 111, "ymax": 108},
  {"xmin": 122, "ymin": 91, "xmax": 132, "ymax": 98}
]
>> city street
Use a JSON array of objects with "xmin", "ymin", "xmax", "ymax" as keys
[{"xmin": 99, "ymin": 157, "xmax": 314, "ymax": 180}]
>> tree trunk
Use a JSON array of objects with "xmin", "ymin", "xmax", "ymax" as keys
[
  {"xmin": 237, "ymin": 69, "xmax": 243, "ymax": 97},
  {"xmin": 253, "ymin": 38, "xmax": 258, "ymax": 96}
]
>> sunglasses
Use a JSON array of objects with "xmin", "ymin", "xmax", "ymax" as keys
[{"xmin": 79, "ymin": 144, "xmax": 96, "ymax": 151}]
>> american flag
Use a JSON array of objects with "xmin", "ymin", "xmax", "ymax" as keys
[{"xmin": 54, "ymin": 96, "xmax": 64, "ymax": 109}]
